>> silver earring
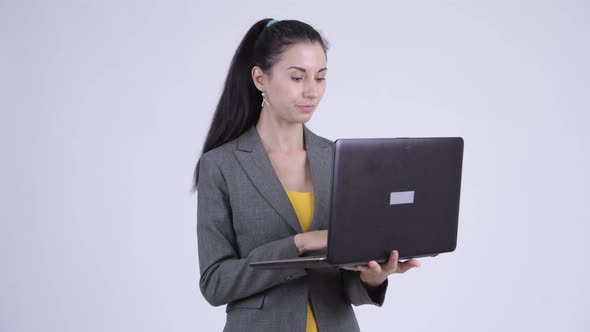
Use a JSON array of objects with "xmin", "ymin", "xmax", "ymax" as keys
[{"xmin": 261, "ymin": 91, "xmax": 269, "ymax": 107}]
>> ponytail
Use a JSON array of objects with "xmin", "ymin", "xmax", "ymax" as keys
[{"xmin": 193, "ymin": 19, "xmax": 329, "ymax": 190}]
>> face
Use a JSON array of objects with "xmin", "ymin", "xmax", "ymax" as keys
[{"xmin": 252, "ymin": 42, "xmax": 327, "ymax": 124}]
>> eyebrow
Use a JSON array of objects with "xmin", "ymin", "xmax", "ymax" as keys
[{"xmin": 287, "ymin": 66, "xmax": 328, "ymax": 73}]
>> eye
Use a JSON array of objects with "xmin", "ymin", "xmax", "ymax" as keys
[
  {"xmin": 316, "ymin": 77, "xmax": 326, "ymax": 81},
  {"xmin": 291, "ymin": 77, "xmax": 303, "ymax": 82}
]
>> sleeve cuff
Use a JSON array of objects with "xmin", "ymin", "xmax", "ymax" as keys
[
  {"xmin": 364, "ymin": 278, "xmax": 388, "ymax": 305},
  {"xmin": 341, "ymin": 270, "xmax": 388, "ymax": 307}
]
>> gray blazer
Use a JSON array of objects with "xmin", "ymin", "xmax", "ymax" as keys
[{"xmin": 197, "ymin": 125, "xmax": 388, "ymax": 332}]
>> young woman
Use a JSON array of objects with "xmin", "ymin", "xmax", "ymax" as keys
[{"xmin": 194, "ymin": 18, "xmax": 420, "ymax": 332}]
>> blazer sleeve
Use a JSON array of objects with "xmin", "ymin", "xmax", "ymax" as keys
[
  {"xmin": 341, "ymin": 269, "xmax": 388, "ymax": 307},
  {"xmin": 197, "ymin": 153, "xmax": 308, "ymax": 307}
]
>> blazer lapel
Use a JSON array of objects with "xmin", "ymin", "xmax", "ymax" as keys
[
  {"xmin": 303, "ymin": 126, "xmax": 332, "ymax": 231},
  {"xmin": 234, "ymin": 125, "xmax": 333, "ymax": 234},
  {"xmin": 234, "ymin": 126, "xmax": 302, "ymax": 233}
]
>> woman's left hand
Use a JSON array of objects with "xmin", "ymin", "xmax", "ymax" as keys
[{"xmin": 341, "ymin": 250, "xmax": 421, "ymax": 288}]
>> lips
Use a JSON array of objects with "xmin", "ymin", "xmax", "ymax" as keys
[{"xmin": 296, "ymin": 105, "xmax": 316, "ymax": 113}]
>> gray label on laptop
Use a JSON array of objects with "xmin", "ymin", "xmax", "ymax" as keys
[{"xmin": 390, "ymin": 191, "xmax": 415, "ymax": 205}]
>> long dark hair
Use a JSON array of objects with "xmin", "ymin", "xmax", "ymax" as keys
[{"xmin": 193, "ymin": 18, "xmax": 329, "ymax": 190}]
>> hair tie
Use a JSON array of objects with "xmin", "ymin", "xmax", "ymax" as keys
[{"xmin": 266, "ymin": 19, "xmax": 279, "ymax": 28}]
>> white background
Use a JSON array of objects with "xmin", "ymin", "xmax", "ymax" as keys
[{"xmin": 1, "ymin": 0, "xmax": 588, "ymax": 331}]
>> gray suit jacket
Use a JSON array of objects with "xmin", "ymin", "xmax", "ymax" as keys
[{"xmin": 197, "ymin": 125, "xmax": 388, "ymax": 332}]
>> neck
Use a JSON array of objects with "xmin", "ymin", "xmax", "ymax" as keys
[{"xmin": 256, "ymin": 108, "xmax": 305, "ymax": 153}]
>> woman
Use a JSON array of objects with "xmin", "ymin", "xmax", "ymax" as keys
[{"xmin": 194, "ymin": 18, "xmax": 420, "ymax": 332}]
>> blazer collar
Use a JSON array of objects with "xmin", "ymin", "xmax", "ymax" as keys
[
  {"xmin": 236, "ymin": 124, "xmax": 331, "ymax": 152},
  {"xmin": 234, "ymin": 125, "xmax": 332, "ymax": 234}
]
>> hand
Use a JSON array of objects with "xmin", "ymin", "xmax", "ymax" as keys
[
  {"xmin": 293, "ymin": 230, "xmax": 327, "ymax": 254},
  {"xmin": 342, "ymin": 250, "xmax": 421, "ymax": 288}
]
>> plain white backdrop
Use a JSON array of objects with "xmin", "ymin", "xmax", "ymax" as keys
[{"xmin": 1, "ymin": 0, "xmax": 588, "ymax": 331}]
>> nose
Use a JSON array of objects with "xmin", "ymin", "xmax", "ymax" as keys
[{"xmin": 303, "ymin": 80, "xmax": 321, "ymax": 99}]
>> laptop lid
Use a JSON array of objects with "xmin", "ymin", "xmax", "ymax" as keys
[{"xmin": 326, "ymin": 137, "xmax": 464, "ymax": 265}]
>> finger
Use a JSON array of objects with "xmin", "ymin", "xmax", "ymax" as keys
[
  {"xmin": 381, "ymin": 250, "xmax": 399, "ymax": 272},
  {"xmin": 367, "ymin": 260, "xmax": 382, "ymax": 273},
  {"xmin": 358, "ymin": 264, "xmax": 372, "ymax": 272},
  {"xmin": 342, "ymin": 265, "xmax": 362, "ymax": 271},
  {"xmin": 408, "ymin": 259, "xmax": 421, "ymax": 267},
  {"xmin": 343, "ymin": 264, "xmax": 371, "ymax": 272},
  {"xmin": 397, "ymin": 264, "xmax": 414, "ymax": 273},
  {"xmin": 397, "ymin": 259, "xmax": 421, "ymax": 273}
]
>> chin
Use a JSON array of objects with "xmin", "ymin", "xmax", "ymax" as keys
[{"xmin": 298, "ymin": 113, "xmax": 314, "ymax": 123}]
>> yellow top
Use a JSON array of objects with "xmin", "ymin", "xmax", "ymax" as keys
[{"xmin": 285, "ymin": 189, "xmax": 318, "ymax": 332}]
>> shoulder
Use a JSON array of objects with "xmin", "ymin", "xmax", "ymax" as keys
[
  {"xmin": 199, "ymin": 138, "xmax": 239, "ymax": 166},
  {"xmin": 304, "ymin": 125, "xmax": 335, "ymax": 149},
  {"xmin": 196, "ymin": 138, "xmax": 240, "ymax": 190},
  {"xmin": 314, "ymin": 132, "xmax": 334, "ymax": 146},
  {"xmin": 317, "ymin": 135, "xmax": 334, "ymax": 147},
  {"xmin": 196, "ymin": 138, "xmax": 242, "ymax": 197}
]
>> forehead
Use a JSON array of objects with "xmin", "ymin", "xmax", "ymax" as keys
[{"xmin": 274, "ymin": 42, "xmax": 327, "ymax": 71}]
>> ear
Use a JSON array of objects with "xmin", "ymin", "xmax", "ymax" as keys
[{"xmin": 251, "ymin": 66, "xmax": 266, "ymax": 91}]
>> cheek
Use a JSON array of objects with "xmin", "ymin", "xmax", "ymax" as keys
[
  {"xmin": 319, "ymin": 84, "xmax": 327, "ymax": 96},
  {"xmin": 275, "ymin": 84, "xmax": 300, "ymax": 103}
]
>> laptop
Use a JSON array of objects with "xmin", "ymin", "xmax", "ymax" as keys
[{"xmin": 249, "ymin": 137, "xmax": 464, "ymax": 270}]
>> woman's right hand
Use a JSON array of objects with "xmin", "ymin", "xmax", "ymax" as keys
[{"xmin": 294, "ymin": 230, "xmax": 327, "ymax": 255}]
